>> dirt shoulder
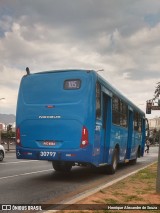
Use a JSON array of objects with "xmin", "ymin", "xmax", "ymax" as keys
[{"xmin": 60, "ymin": 163, "xmax": 160, "ymax": 213}]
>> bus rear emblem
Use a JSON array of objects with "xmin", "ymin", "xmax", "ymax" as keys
[{"xmin": 38, "ymin": 115, "xmax": 61, "ymax": 119}]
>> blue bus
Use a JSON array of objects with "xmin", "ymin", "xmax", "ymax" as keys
[{"xmin": 16, "ymin": 69, "xmax": 146, "ymax": 174}]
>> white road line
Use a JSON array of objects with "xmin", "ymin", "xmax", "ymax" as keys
[
  {"xmin": 0, "ymin": 169, "xmax": 53, "ymax": 180},
  {"xmin": 5, "ymin": 155, "xmax": 16, "ymax": 158},
  {"xmin": 0, "ymin": 160, "xmax": 39, "ymax": 165}
]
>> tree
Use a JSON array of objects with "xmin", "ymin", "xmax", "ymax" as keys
[
  {"xmin": 7, "ymin": 124, "xmax": 12, "ymax": 132},
  {"xmin": 154, "ymin": 82, "xmax": 160, "ymax": 100}
]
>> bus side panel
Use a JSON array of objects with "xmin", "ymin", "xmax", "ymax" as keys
[
  {"xmin": 109, "ymin": 125, "xmax": 128, "ymax": 163},
  {"xmin": 130, "ymin": 131, "xmax": 142, "ymax": 159},
  {"xmin": 93, "ymin": 121, "xmax": 103, "ymax": 166}
]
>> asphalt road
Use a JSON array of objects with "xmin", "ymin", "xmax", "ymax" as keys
[{"xmin": 0, "ymin": 146, "xmax": 158, "ymax": 206}]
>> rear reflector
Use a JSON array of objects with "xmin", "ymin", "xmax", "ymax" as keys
[
  {"xmin": 46, "ymin": 105, "xmax": 55, "ymax": 108},
  {"xmin": 16, "ymin": 128, "xmax": 21, "ymax": 146},
  {"xmin": 80, "ymin": 126, "xmax": 89, "ymax": 148}
]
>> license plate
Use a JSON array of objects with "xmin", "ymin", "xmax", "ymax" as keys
[
  {"xmin": 39, "ymin": 151, "xmax": 56, "ymax": 157},
  {"xmin": 43, "ymin": 141, "xmax": 56, "ymax": 146}
]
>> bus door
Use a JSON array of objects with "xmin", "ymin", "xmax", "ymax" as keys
[
  {"xmin": 94, "ymin": 84, "xmax": 111, "ymax": 165},
  {"xmin": 126, "ymin": 108, "xmax": 133, "ymax": 161},
  {"xmin": 101, "ymin": 92, "xmax": 111, "ymax": 163}
]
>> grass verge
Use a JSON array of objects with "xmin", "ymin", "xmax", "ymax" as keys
[{"xmin": 60, "ymin": 163, "xmax": 160, "ymax": 213}]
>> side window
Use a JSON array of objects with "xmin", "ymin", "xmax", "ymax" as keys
[
  {"xmin": 134, "ymin": 112, "xmax": 138, "ymax": 131},
  {"xmin": 112, "ymin": 95, "xmax": 128, "ymax": 127},
  {"xmin": 120, "ymin": 101, "xmax": 128, "ymax": 128},
  {"xmin": 96, "ymin": 82, "xmax": 101, "ymax": 119},
  {"xmin": 112, "ymin": 96, "xmax": 120, "ymax": 125},
  {"xmin": 138, "ymin": 117, "xmax": 142, "ymax": 132},
  {"xmin": 134, "ymin": 112, "xmax": 142, "ymax": 132}
]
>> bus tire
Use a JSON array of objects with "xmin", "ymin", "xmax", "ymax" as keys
[
  {"xmin": 129, "ymin": 151, "xmax": 138, "ymax": 165},
  {"xmin": 52, "ymin": 161, "xmax": 72, "ymax": 172},
  {"xmin": 107, "ymin": 148, "xmax": 118, "ymax": 174}
]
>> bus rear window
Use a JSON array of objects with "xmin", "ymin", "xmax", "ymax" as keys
[{"xmin": 64, "ymin": 79, "xmax": 81, "ymax": 90}]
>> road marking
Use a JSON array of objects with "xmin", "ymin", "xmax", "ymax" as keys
[
  {"xmin": 5, "ymin": 155, "xmax": 16, "ymax": 158},
  {"xmin": 0, "ymin": 160, "xmax": 39, "ymax": 165},
  {"xmin": 0, "ymin": 169, "xmax": 53, "ymax": 180}
]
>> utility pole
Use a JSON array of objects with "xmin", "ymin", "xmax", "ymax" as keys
[
  {"xmin": 156, "ymin": 130, "xmax": 160, "ymax": 193},
  {"xmin": 146, "ymin": 81, "xmax": 160, "ymax": 194},
  {"xmin": 155, "ymin": 82, "xmax": 160, "ymax": 194},
  {"xmin": 147, "ymin": 103, "xmax": 160, "ymax": 194},
  {"xmin": 0, "ymin": 98, "xmax": 5, "ymax": 144},
  {"xmin": 0, "ymin": 130, "xmax": 1, "ymax": 144}
]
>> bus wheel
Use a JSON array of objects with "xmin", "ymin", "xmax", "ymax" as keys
[
  {"xmin": 52, "ymin": 161, "xmax": 72, "ymax": 172},
  {"xmin": 107, "ymin": 148, "xmax": 118, "ymax": 174},
  {"xmin": 129, "ymin": 151, "xmax": 138, "ymax": 165}
]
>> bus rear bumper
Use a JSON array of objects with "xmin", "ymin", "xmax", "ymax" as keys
[{"xmin": 16, "ymin": 147, "xmax": 92, "ymax": 163}]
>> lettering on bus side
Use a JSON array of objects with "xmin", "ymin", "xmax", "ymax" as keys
[{"xmin": 95, "ymin": 125, "xmax": 101, "ymax": 131}]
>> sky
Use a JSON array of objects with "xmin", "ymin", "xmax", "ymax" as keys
[{"xmin": 0, "ymin": 0, "xmax": 160, "ymax": 119}]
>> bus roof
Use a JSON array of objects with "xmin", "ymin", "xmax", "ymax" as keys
[
  {"xmin": 32, "ymin": 69, "xmax": 93, "ymax": 75},
  {"xmin": 24, "ymin": 69, "xmax": 145, "ymax": 116}
]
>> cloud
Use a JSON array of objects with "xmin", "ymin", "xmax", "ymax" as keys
[
  {"xmin": 0, "ymin": 66, "xmax": 22, "ymax": 114},
  {"xmin": 0, "ymin": 0, "xmax": 160, "ymax": 115}
]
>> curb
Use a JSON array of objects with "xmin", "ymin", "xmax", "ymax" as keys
[{"xmin": 44, "ymin": 161, "xmax": 157, "ymax": 212}]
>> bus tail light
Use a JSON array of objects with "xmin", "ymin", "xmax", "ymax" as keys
[
  {"xmin": 80, "ymin": 126, "xmax": 89, "ymax": 148},
  {"xmin": 16, "ymin": 128, "xmax": 21, "ymax": 146}
]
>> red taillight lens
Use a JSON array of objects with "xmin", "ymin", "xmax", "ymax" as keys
[
  {"xmin": 80, "ymin": 126, "xmax": 89, "ymax": 148},
  {"xmin": 16, "ymin": 128, "xmax": 21, "ymax": 146}
]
